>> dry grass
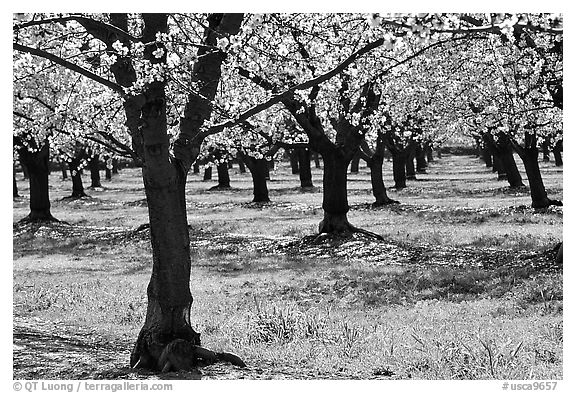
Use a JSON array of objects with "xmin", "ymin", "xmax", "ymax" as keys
[{"xmin": 12, "ymin": 154, "xmax": 562, "ymax": 379}]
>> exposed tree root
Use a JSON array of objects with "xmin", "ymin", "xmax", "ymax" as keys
[
  {"xmin": 132, "ymin": 339, "xmax": 246, "ymax": 373},
  {"xmin": 532, "ymin": 198, "xmax": 563, "ymax": 209},
  {"xmin": 135, "ymin": 223, "xmax": 195, "ymax": 232},
  {"xmin": 18, "ymin": 214, "xmax": 60, "ymax": 224},
  {"xmin": 61, "ymin": 193, "xmax": 90, "ymax": 201},
  {"xmin": 317, "ymin": 214, "xmax": 384, "ymax": 241},
  {"xmin": 208, "ymin": 185, "xmax": 233, "ymax": 191},
  {"xmin": 372, "ymin": 198, "xmax": 400, "ymax": 207}
]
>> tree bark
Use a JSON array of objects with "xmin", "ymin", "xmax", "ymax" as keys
[
  {"xmin": 553, "ymin": 140, "xmax": 562, "ymax": 166},
  {"xmin": 349, "ymin": 152, "xmax": 360, "ymax": 173},
  {"xmin": 203, "ymin": 167, "xmax": 212, "ymax": 181},
  {"xmin": 18, "ymin": 140, "xmax": 55, "ymax": 221},
  {"xmin": 89, "ymin": 154, "xmax": 102, "ymax": 188},
  {"xmin": 318, "ymin": 150, "xmax": 352, "ymax": 233},
  {"xmin": 212, "ymin": 163, "xmax": 231, "ymax": 189},
  {"xmin": 367, "ymin": 139, "xmax": 398, "ymax": 206},
  {"xmin": 243, "ymin": 154, "xmax": 270, "ymax": 203},
  {"xmin": 237, "ymin": 155, "xmax": 246, "ymax": 173},
  {"xmin": 312, "ymin": 152, "xmax": 321, "ymax": 168},
  {"xmin": 297, "ymin": 148, "xmax": 313, "ymax": 188},
  {"xmin": 481, "ymin": 147, "xmax": 493, "ymax": 167},
  {"xmin": 405, "ymin": 142, "xmax": 417, "ymax": 180},
  {"xmin": 68, "ymin": 157, "xmax": 88, "ymax": 198},
  {"xmin": 112, "ymin": 158, "xmax": 119, "ymax": 174},
  {"xmin": 495, "ymin": 133, "xmax": 524, "ymax": 188},
  {"xmin": 59, "ymin": 158, "xmax": 68, "ymax": 180},
  {"xmin": 13, "ymin": 173, "xmax": 19, "ymax": 198},
  {"xmin": 129, "ymin": 14, "xmax": 200, "ymax": 370},
  {"xmin": 513, "ymin": 132, "xmax": 562, "ymax": 209},
  {"xmin": 392, "ymin": 150, "xmax": 407, "ymax": 189},
  {"xmin": 193, "ymin": 163, "xmax": 200, "ymax": 174},
  {"xmin": 289, "ymin": 149, "xmax": 299, "ymax": 174},
  {"xmin": 415, "ymin": 143, "xmax": 427, "ymax": 173},
  {"xmin": 541, "ymin": 136, "xmax": 550, "ymax": 162}
]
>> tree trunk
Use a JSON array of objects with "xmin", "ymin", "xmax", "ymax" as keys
[
  {"xmin": 521, "ymin": 149, "xmax": 553, "ymax": 208},
  {"xmin": 13, "ymin": 173, "xmax": 19, "ymax": 198},
  {"xmin": 496, "ymin": 137, "xmax": 524, "ymax": 188},
  {"xmin": 129, "ymin": 13, "xmax": 245, "ymax": 371},
  {"xmin": 514, "ymin": 133, "xmax": 562, "ymax": 209},
  {"xmin": 243, "ymin": 155, "xmax": 270, "ymax": 203},
  {"xmin": 297, "ymin": 148, "xmax": 313, "ymax": 188},
  {"xmin": 312, "ymin": 152, "xmax": 321, "ymax": 168},
  {"xmin": 289, "ymin": 149, "xmax": 299, "ymax": 174},
  {"xmin": 112, "ymin": 158, "xmax": 119, "ymax": 174},
  {"xmin": 349, "ymin": 152, "xmax": 360, "ymax": 173},
  {"xmin": 68, "ymin": 158, "xmax": 88, "ymax": 198},
  {"xmin": 553, "ymin": 140, "xmax": 562, "ymax": 166},
  {"xmin": 193, "ymin": 163, "xmax": 200, "ymax": 174},
  {"xmin": 368, "ymin": 142, "xmax": 398, "ymax": 206},
  {"xmin": 318, "ymin": 150, "xmax": 352, "ymax": 233},
  {"xmin": 237, "ymin": 156, "xmax": 246, "ymax": 173},
  {"xmin": 492, "ymin": 154, "xmax": 507, "ymax": 179},
  {"xmin": 59, "ymin": 159, "xmax": 68, "ymax": 180},
  {"xmin": 130, "ymin": 15, "xmax": 199, "ymax": 369},
  {"xmin": 105, "ymin": 167, "xmax": 112, "ymax": 180},
  {"xmin": 481, "ymin": 147, "xmax": 493, "ymax": 167},
  {"xmin": 213, "ymin": 163, "xmax": 231, "ymax": 189},
  {"xmin": 405, "ymin": 143, "xmax": 417, "ymax": 180},
  {"xmin": 541, "ymin": 136, "xmax": 550, "ymax": 162},
  {"xmin": 415, "ymin": 144, "xmax": 427, "ymax": 173},
  {"xmin": 392, "ymin": 150, "xmax": 407, "ymax": 189},
  {"xmin": 89, "ymin": 155, "xmax": 102, "ymax": 188},
  {"xmin": 18, "ymin": 141, "xmax": 55, "ymax": 221},
  {"xmin": 203, "ymin": 167, "xmax": 212, "ymax": 181}
]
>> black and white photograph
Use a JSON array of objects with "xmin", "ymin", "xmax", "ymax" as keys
[{"xmin": 11, "ymin": 8, "xmax": 566, "ymax": 389}]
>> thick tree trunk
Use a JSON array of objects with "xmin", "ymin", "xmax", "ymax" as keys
[
  {"xmin": 59, "ymin": 159, "xmax": 68, "ymax": 180},
  {"xmin": 112, "ymin": 158, "xmax": 119, "ymax": 174},
  {"xmin": 481, "ymin": 147, "xmax": 493, "ymax": 167},
  {"xmin": 349, "ymin": 152, "xmax": 360, "ymax": 173},
  {"xmin": 541, "ymin": 137, "xmax": 550, "ymax": 162},
  {"xmin": 237, "ymin": 156, "xmax": 246, "ymax": 173},
  {"xmin": 405, "ymin": 144, "xmax": 417, "ymax": 180},
  {"xmin": 368, "ymin": 144, "xmax": 398, "ymax": 206},
  {"xmin": 105, "ymin": 167, "xmax": 112, "ymax": 180},
  {"xmin": 297, "ymin": 148, "xmax": 313, "ymax": 188},
  {"xmin": 553, "ymin": 140, "xmax": 562, "ymax": 166},
  {"xmin": 415, "ymin": 144, "xmax": 427, "ymax": 173},
  {"xmin": 193, "ymin": 163, "xmax": 200, "ymax": 174},
  {"xmin": 130, "ymin": 15, "xmax": 199, "ymax": 369},
  {"xmin": 212, "ymin": 163, "xmax": 231, "ymax": 189},
  {"xmin": 318, "ymin": 150, "xmax": 352, "ymax": 234},
  {"xmin": 521, "ymin": 149, "xmax": 554, "ymax": 208},
  {"xmin": 392, "ymin": 151, "xmax": 407, "ymax": 189},
  {"xmin": 13, "ymin": 174, "xmax": 19, "ymax": 198},
  {"xmin": 244, "ymin": 155, "xmax": 270, "ymax": 203},
  {"xmin": 89, "ymin": 155, "xmax": 102, "ymax": 188},
  {"xmin": 289, "ymin": 149, "xmax": 299, "ymax": 174},
  {"xmin": 129, "ymin": 13, "xmax": 246, "ymax": 371},
  {"xmin": 514, "ymin": 133, "xmax": 562, "ymax": 209},
  {"xmin": 497, "ymin": 138, "xmax": 524, "ymax": 188},
  {"xmin": 18, "ymin": 141, "xmax": 55, "ymax": 221},
  {"xmin": 68, "ymin": 158, "xmax": 88, "ymax": 198},
  {"xmin": 312, "ymin": 152, "xmax": 321, "ymax": 168},
  {"xmin": 203, "ymin": 167, "xmax": 212, "ymax": 181}
]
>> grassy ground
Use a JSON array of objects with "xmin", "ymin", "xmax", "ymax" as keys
[{"xmin": 12, "ymin": 154, "xmax": 563, "ymax": 379}]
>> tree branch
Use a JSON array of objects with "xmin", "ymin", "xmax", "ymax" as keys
[{"xmin": 13, "ymin": 43, "xmax": 125, "ymax": 94}]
